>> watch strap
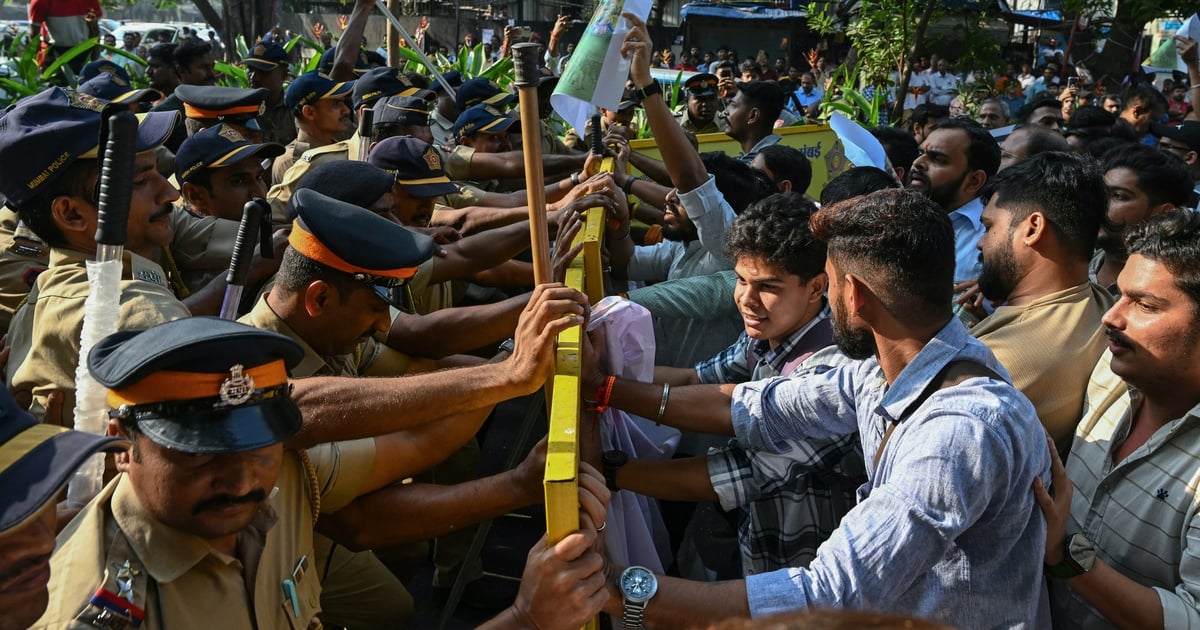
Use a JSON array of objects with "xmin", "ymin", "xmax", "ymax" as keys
[
  {"xmin": 1045, "ymin": 533, "xmax": 1089, "ymax": 579},
  {"xmin": 636, "ymin": 80, "xmax": 662, "ymax": 101},
  {"xmin": 622, "ymin": 599, "xmax": 647, "ymax": 629}
]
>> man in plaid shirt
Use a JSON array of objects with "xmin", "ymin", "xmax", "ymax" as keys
[{"xmin": 598, "ymin": 192, "xmax": 865, "ymax": 576}]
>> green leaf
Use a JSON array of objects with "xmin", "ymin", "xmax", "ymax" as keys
[
  {"xmin": 669, "ymin": 69, "xmax": 683, "ymax": 110},
  {"xmin": 215, "ymin": 61, "xmax": 249, "ymax": 88},
  {"xmin": 480, "ymin": 56, "xmax": 514, "ymax": 86},
  {"xmin": 40, "ymin": 37, "xmax": 98, "ymax": 82},
  {"xmin": 0, "ymin": 77, "xmax": 38, "ymax": 98},
  {"xmin": 235, "ymin": 35, "xmax": 250, "ymax": 62},
  {"xmin": 468, "ymin": 43, "xmax": 484, "ymax": 77},
  {"xmin": 97, "ymin": 45, "xmax": 147, "ymax": 67}
]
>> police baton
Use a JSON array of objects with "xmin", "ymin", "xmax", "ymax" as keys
[
  {"xmin": 218, "ymin": 198, "xmax": 271, "ymax": 320},
  {"xmin": 374, "ymin": 2, "xmax": 456, "ymax": 97}
]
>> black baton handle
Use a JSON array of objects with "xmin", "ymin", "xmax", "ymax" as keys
[
  {"xmin": 226, "ymin": 199, "xmax": 269, "ymax": 287},
  {"xmin": 95, "ymin": 111, "xmax": 138, "ymax": 246},
  {"xmin": 590, "ymin": 113, "xmax": 603, "ymax": 156}
]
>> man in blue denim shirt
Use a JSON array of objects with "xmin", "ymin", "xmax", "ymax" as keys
[{"xmin": 593, "ymin": 91, "xmax": 1051, "ymax": 621}]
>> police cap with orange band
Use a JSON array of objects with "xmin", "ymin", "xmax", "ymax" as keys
[
  {"xmin": 87, "ymin": 317, "xmax": 305, "ymax": 454},
  {"xmin": 288, "ymin": 189, "xmax": 436, "ymax": 310},
  {"xmin": 176, "ymin": 85, "xmax": 270, "ymax": 131}
]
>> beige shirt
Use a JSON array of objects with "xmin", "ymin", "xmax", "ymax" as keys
[
  {"xmin": 7, "ymin": 248, "xmax": 191, "ymax": 423},
  {"xmin": 971, "ymin": 282, "xmax": 1113, "ymax": 456},
  {"xmin": 35, "ymin": 444, "xmax": 374, "ymax": 629},
  {"xmin": 267, "ymin": 134, "xmax": 363, "ymax": 221},
  {"xmin": 0, "ymin": 208, "xmax": 49, "ymax": 332}
]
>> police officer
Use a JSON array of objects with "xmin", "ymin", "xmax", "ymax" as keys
[
  {"xmin": 176, "ymin": 84, "xmax": 271, "ymax": 142},
  {"xmin": 372, "ymin": 94, "xmax": 436, "ymax": 144},
  {"xmin": 0, "ymin": 387, "xmax": 129, "ymax": 630},
  {"xmin": 244, "ymin": 40, "xmax": 297, "ymax": 147},
  {"xmin": 675, "ymin": 72, "xmax": 728, "ymax": 135},
  {"xmin": 429, "ymin": 70, "xmax": 464, "ymax": 147},
  {"xmin": 176, "ymin": 123, "xmax": 284, "ymax": 222},
  {"xmin": 271, "ymin": 71, "xmax": 355, "ymax": 185},
  {"xmin": 1, "ymin": 88, "xmax": 190, "ymax": 423}
]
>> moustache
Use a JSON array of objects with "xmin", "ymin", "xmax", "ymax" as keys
[
  {"xmin": 1105, "ymin": 328, "xmax": 1133, "ymax": 349},
  {"xmin": 192, "ymin": 488, "xmax": 268, "ymax": 515},
  {"xmin": 0, "ymin": 553, "xmax": 50, "ymax": 587},
  {"xmin": 149, "ymin": 205, "xmax": 173, "ymax": 221}
]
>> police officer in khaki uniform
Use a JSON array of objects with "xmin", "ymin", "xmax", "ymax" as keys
[
  {"xmin": 429, "ymin": 70, "xmax": 464, "ymax": 148},
  {"xmin": 270, "ymin": 71, "xmax": 355, "ymax": 185},
  {"xmin": 268, "ymin": 66, "xmax": 434, "ymax": 212},
  {"xmin": 675, "ymin": 72, "xmax": 729, "ymax": 135},
  {"xmin": 0, "ymin": 386, "xmax": 129, "ymax": 630},
  {"xmin": 0, "ymin": 89, "xmax": 190, "ymax": 423},
  {"xmin": 244, "ymin": 40, "xmax": 297, "ymax": 148}
]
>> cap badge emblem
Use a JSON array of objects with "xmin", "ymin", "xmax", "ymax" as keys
[
  {"xmin": 254, "ymin": 44, "xmax": 266, "ymax": 56},
  {"xmin": 219, "ymin": 125, "xmax": 246, "ymax": 143},
  {"xmin": 219, "ymin": 364, "xmax": 255, "ymax": 405},
  {"xmin": 423, "ymin": 148, "xmax": 441, "ymax": 171}
]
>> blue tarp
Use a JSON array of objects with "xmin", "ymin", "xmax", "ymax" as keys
[
  {"xmin": 679, "ymin": 2, "xmax": 809, "ymax": 21},
  {"xmin": 995, "ymin": 0, "xmax": 1065, "ymax": 26}
]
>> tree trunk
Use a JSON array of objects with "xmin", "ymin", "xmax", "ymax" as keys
[
  {"xmin": 891, "ymin": 0, "xmax": 937, "ymax": 122},
  {"xmin": 1089, "ymin": 1, "xmax": 1145, "ymax": 88}
]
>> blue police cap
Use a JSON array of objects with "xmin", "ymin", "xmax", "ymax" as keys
[
  {"xmin": 372, "ymin": 95, "xmax": 430, "ymax": 127},
  {"xmin": 77, "ymin": 72, "xmax": 160, "ymax": 106},
  {"xmin": 0, "ymin": 88, "xmax": 178, "ymax": 209},
  {"xmin": 88, "ymin": 317, "xmax": 306, "ymax": 454},
  {"xmin": 288, "ymin": 189, "xmax": 435, "ymax": 310},
  {"xmin": 80, "ymin": 59, "xmax": 131, "ymax": 83},
  {"xmin": 455, "ymin": 77, "xmax": 516, "ymax": 111},
  {"xmin": 453, "ymin": 103, "xmax": 519, "ymax": 140},
  {"xmin": 177, "ymin": 85, "xmax": 269, "ymax": 130},
  {"xmin": 285, "ymin": 71, "xmax": 355, "ymax": 111},
  {"xmin": 317, "ymin": 47, "xmax": 371, "ymax": 78},
  {"xmin": 244, "ymin": 40, "xmax": 290, "ymax": 71},
  {"xmin": 367, "ymin": 136, "xmax": 458, "ymax": 198},
  {"xmin": 431, "ymin": 70, "xmax": 463, "ymax": 94},
  {"xmin": 175, "ymin": 123, "xmax": 285, "ymax": 184},
  {"xmin": 0, "ymin": 387, "xmax": 128, "ymax": 531},
  {"xmin": 287, "ymin": 160, "xmax": 397, "ymax": 221},
  {"xmin": 352, "ymin": 67, "xmax": 435, "ymax": 111}
]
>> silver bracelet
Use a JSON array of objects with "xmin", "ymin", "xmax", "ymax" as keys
[{"xmin": 655, "ymin": 383, "xmax": 670, "ymax": 426}]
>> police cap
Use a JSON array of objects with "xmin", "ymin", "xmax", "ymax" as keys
[
  {"xmin": 367, "ymin": 136, "xmax": 458, "ymax": 198},
  {"xmin": 175, "ymin": 123, "xmax": 285, "ymax": 184},
  {"xmin": 373, "ymin": 95, "xmax": 430, "ymax": 127},
  {"xmin": 244, "ymin": 40, "xmax": 289, "ymax": 71},
  {"xmin": 176, "ymin": 85, "xmax": 270, "ymax": 130},
  {"xmin": 455, "ymin": 77, "xmax": 516, "ymax": 111},
  {"xmin": 80, "ymin": 59, "xmax": 131, "ymax": 83},
  {"xmin": 288, "ymin": 161, "xmax": 397, "ymax": 221},
  {"xmin": 88, "ymin": 317, "xmax": 306, "ymax": 455},
  {"xmin": 684, "ymin": 73, "xmax": 719, "ymax": 97},
  {"xmin": 285, "ymin": 71, "xmax": 355, "ymax": 111},
  {"xmin": 352, "ymin": 67, "xmax": 436, "ymax": 111},
  {"xmin": 317, "ymin": 47, "xmax": 370, "ymax": 78},
  {"xmin": 77, "ymin": 72, "xmax": 161, "ymax": 106},
  {"xmin": 453, "ymin": 103, "xmax": 519, "ymax": 140},
  {"xmin": 289, "ymin": 189, "xmax": 435, "ymax": 310}
]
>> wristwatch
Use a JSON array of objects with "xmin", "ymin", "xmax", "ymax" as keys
[
  {"xmin": 619, "ymin": 565, "xmax": 658, "ymax": 629},
  {"xmin": 497, "ymin": 337, "xmax": 515, "ymax": 355},
  {"xmin": 635, "ymin": 80, "xmax": 662, "ymax": 101},
  {"xmin": 1045, "ymin": 532, "xmax": 1096, "ymax": 579},
  {"xmin": 602, "ymin": 449, "xmax": 628, "ymax": 491}
]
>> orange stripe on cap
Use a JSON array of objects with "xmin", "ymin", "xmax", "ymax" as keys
[
  {"xmin": 184, "ymin": 103, "xmax": 262, "ymax": 119},
  {"xmin": 107, "ymin": 359, "xmax": 289, "ymax": 408},
  {"xmin": 288, "ymin": 221, "xmax": 420, "ymax": 280}
]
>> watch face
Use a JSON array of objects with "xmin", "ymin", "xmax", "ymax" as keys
[
  {"xmin": 1068, "ymin": 533, "xmax": 1096, "ymax": 572},
  {"xmin": 620, "ymin": 566, "xmax": 658, "ymax": 603}
]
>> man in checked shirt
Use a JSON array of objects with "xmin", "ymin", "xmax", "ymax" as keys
[{"xmin": 593, "ymin": 191, "xmax": 865, "ymax": 577}]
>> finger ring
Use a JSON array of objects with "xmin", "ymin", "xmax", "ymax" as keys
[{"xmin": 596, "ymin": 521, "xmax": 606, "ymax": 533}]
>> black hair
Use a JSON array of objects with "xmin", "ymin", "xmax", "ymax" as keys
[
  {"xmin": 1015, "ymin": 96, "xmax": 1062, "ymax": 123},
  {"xmin": 819, "ymin": 166, "xmax": 900, "ymax": 206},
  {"xmin": 1101, "ymin": 143, "xmax": 1193, "ymax": 209},
  {"xmin": 146, "ymin": 42, "xmax": 176, "ymax": 64},
  {"xmin": 1125, "ymin": 209, "xmax": 1200, "ymax": 318},
  {"xmin": 700, "ymin": 152, "xmax": 774, "ymax": 214},
  {"xmin": 370, "ymin": 123, "xmax": 417, "ymax": 144},
  {"xmin": 755, "ymin": 144, "xmax": 813, "ymax": 195},
  {"xmin": 1008, "ymin": 123, "xmax": 1072, "ymax": 157},
  {"xmin": 870, "ymin": 126, "xmax": 920, "ymax": 172},
  {"xmin": 984, "ymin": 151, "xmax": 1110, "ymax": 262},
  {"xmin": 1084, "ymin": 137, "xmax": 1130, "ymax": 161},
  {"xmin": 929, "ymin": 117, "xmax": 1001, "ymax": 178},
  {"xmin": 15, "ymin": 158, "xmax": 99, "ymax": 248},
  {"xmin": 811, "ymin": 189, "xmax": 955, "ymax": 325},
  {"xmin": 172, "ymin": 40, "xmax": 213, "ymax": 69},
  {"xmin": 737, "ymin": 80, "xmax": 784, "ymax": 132},
  {"xmin": 910, "ymin": 103, "xmax": 949, "ymax": 130},
  {"xmin": 273, "ymin": 248, "xmax": 364, "ymax": 305},
  {"xmin": 1122, "ymin": 84, "xmax": 1169, "ymax": 116},
  {"xmin": 724, "ymin": 192, "xmax": 825, "ymax": 280}
]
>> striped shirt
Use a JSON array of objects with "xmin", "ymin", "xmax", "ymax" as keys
[{"xmin": 1050, "ymin": 350, "xmax": 1200, "ymax": 628}]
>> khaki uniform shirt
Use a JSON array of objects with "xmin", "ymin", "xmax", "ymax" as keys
[
  {"xmin": 7, "ymin": 249, "xmax": 190, "ymax": 423},
  {"xmin": 406, "ymin": 258, "xmax": 461, "ymax": 315},
  {"xmin": 35, "ymin": 444, "xmax": 375, "ymax": 629},
  {"xmin": 970, "ymin": 282, "xmax": 1113, "ymax": 457},
  {"xmin": 268, "ymin": 134, "xmax": 364, "ymax": 220},
  {"xmin": 271, "ymin": 129, "xmax": 320, "ymax": 188},
  {"xmin": 676, "ymin": 108, "xmax": 728, "ymax": 135},
  {"xmin": 430, "ymin": 109, "xmax": 456, "ymax": 148},
  {"xmin": 0, "ymin": 208, "xmax": 49, "ymax": 332}
]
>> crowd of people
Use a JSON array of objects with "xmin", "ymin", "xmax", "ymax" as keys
[{"xmin": 4, "ymin": 0, "xmax": 1200, "ymax": 627}]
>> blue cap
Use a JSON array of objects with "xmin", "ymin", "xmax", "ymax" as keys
[
  {"xmin": 432, "ymin": 70, "xmax": 463, "ymax": 94},
  {"xmin": 352, "ymin": 67, "xmax": 435, "ymax": 111},
  {"xmin": 455, "ymin": 77, "xmax": 516, "ymax": 111},
  {"xmin": 88, "ymin": 317, "xmax": 305, "ymax": 455},
  {"xmin": 289, "ymin": 189, "xmax": 436, "ymax": 310},
  {"xmin": 244, "ymin": 40, "xmax": 289, "ymax": 71},
  {"xmin": 0, "ymin": 88, "xmax": 178, "ymax": 209},
  {"xmin": 284, "ymin": 71, "xmax": 355, "ymax": 111},
  {"xmin": 453, "ymin": 103, "xmax": 519, "ymax": 139},
  {"xmin": 0, "ymin": 386, "xmax": 128, "ymax": 531},
  {"xmin": 288, "ymin": 161, "xmax": 397, "ymax": 221},
  {"xmin": 373, "ymin": 95, "xmax": 430, "ymax": 126},
  {"xmin": 175, "ymin": 123, "xmax": 285, "ymax": 184},
  {"xmin": 77, "ymin": 72, "xmax": 160, "ymax": 105},
  {"xmin": 317, "ymin": 47, "xmax": 370, "ymax": 78},
  {"xmin": 80, "ymin": 59, "xmax": 131, "ymax": 83},
  {"xmin": 367, "ymin": 136, "xmax": 459, "ymax": 198}
]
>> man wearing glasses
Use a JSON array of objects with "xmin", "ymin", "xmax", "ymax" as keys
[{"xmin": 1152, "ymin": 121, "xmax": 1200, "ymax": 204}]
